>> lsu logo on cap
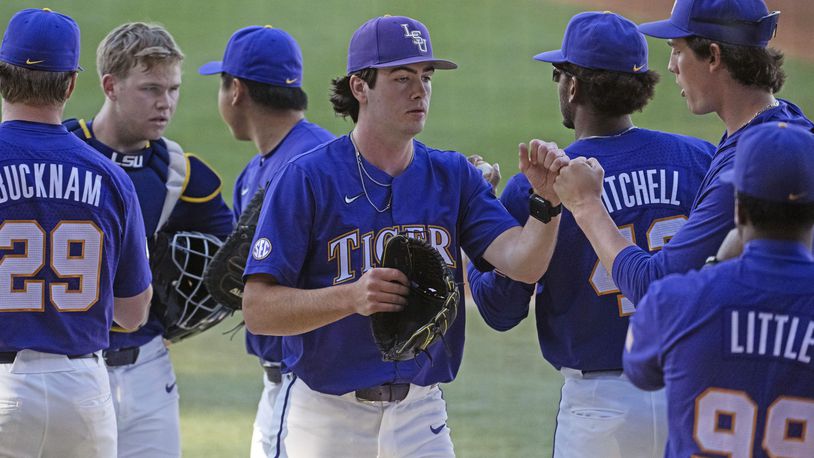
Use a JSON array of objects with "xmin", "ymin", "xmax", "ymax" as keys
[
  {"xmin": 252, "ymin": 238, "xmax": 272, "ymax": 260},
  {"xmin": 401, "ymin": 24, "xmax": 427, "ymax": 53}
]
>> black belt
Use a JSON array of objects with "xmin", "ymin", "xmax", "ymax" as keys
[
  {"xmin": 581, "ymin": 369, "xmax": 624, "ymax": 379},
  {"xmin": 355, "ymin": 383, "xmax": 410, "ymax": 402},
  {"xmin": 263, "ymin": 365, "xmax": 282, "ymax": 384},
  {"xmin": 0, "ymin": 351, "xmax": 95, "ymax": 364},
  {"xmin": 103, "ymin": 347, "xmax": 140, "ymax": 367}
]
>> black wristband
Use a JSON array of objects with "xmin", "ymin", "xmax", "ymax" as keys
[{"xmin": 529, "ymin": 194, "xmax": 562, "ymax": 224}]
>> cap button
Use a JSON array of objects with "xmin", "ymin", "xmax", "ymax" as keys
[
  {"xmin": 264, "ymin": 25, "xmax": 273, "ymax": 28},
  {"xmin": 42, "ymin": 7, "xmax": 52, "ymax": 12}
]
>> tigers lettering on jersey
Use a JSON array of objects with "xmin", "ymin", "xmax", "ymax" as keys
[
  {"xmin": 328, "ymin": 225, "xmax": 453, "ymax": 284},
  {"xmin": 0, "ymin": 163, "xmax": 102, "ymax": 207},
  {"xmin": 727, "ymin": 308, "xmax": 814, "ymax": 365},
  {"xmin": 601, "ymin": 169, "xmax": 681, "ymax": 214}
]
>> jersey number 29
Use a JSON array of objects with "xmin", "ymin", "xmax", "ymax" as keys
[{"xmin": 0, "ymin": 220, "xmax": 103, "ymax": 312}]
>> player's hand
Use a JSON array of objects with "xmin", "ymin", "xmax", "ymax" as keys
[
  {"xmin": 468, "ymin": 154, "xmax": 501, "ymax": 193},
  {"xmin": 519, "ymin": 139, "xmax": 569, "ymax": 205},
  {"xmin": 348, "ymin": 268, "xmax": 409, "ymax": 316},
  {"xmin": 554, "ymin": 156, "xmax": 604, "ymax": 213},
  {"xmin": 715, "ymin": 228, "xmax": 744, "ymax": 261}
]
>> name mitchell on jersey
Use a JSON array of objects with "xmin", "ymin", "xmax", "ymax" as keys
[
  {"xmin": 600, "ymin": 168, "xmax": 681, "ymax": 213},
  {"xmin": 0, "ymin": 162, "xmax": 103, "ymax": 207}
]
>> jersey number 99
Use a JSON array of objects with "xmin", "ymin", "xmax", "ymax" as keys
[
  {"xmin": 694, "ymin": 388, "xmax": 814, "ymax": 457},
  {"xmin": 0, "ymin": 220, "xmax": 103, "ymax": 312}
]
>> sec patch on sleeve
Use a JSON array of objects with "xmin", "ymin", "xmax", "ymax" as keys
[{"xmin": 253, "ymin": 237, "xmax": 272, "ymax": 260}]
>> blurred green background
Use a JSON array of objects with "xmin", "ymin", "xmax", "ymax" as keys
[{"xmin": 2, "ymin": 1, "xmax": 812, "ymax": 456}]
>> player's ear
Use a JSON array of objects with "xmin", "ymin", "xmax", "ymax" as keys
[
  {"xmin": 230, "ymin": 78, "xmax": 245, "ymax": 106},
  {"xmin": 349, "ymin": 74, "xmax": 368, "ymax": 104},
  {"xmin": 65, "ymin": 73, "xmax": 78, "ymax": 99},
  {"xmin": 101, "ymin": 74, "xmax": 117, "ymax": 101},
  {"xmin": 567, "ymin": 76, "xmax": 578, "ymax": 104},
  {"xmin": 707, "ymin": 43, "xmax": 723, "ymax": 73},
  {"xmin": 734, "ymin": 195, "xmax": 746, "ymax": 226}
]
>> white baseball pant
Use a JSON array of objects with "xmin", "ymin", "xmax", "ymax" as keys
[
  {"xmin": 0, "ymin": 349, "xmax": 116, "ymax": 458},
  {"xmin": 106, "ymin": 335, "xmax": 180, "ymax": 458},
  {"xmin": 553, "ymin": 368, "xmax": 667, "ymax": 458},
  {"xmin": 276, "ymin": 374, "xmax": 454, "ymax": 457}
]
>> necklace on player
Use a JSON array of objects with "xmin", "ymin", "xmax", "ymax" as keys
[
  {"xmin": 350, "ymin": 131, "xmax": 392, "ymax": 213},
  {"xmin": 580, "ymin": 125, "xmax": 638, "ymax": 141},
  {"xmin": 737, "ymin": 100, "xmax": 780, "ymax": 132}
]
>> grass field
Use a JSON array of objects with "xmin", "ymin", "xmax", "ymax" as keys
[{"xmin": 2, "ymin": 0, "xmax": 813, "ymax": 456}]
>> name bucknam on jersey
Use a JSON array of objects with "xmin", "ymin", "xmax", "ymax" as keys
[{"xmin": 0, "ymin": 162, "xmax": 102, "ymax": 206}]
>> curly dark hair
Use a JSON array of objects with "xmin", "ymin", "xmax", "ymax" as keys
[
  {"xmin": 557, "ymin": 62, "xmax": 660, "ymax": 117},
  {"xmin": 220, "ymin": 73, "xmax": 307, "ymax": 111},
  {"xmin": 329, "ymin": 68, "xmax": 377, "ymax": 122},
  {"xmin": 685, "ymin": 37, "xmax": 785, "ymax": 94},
  {"xmin": 738, "ymin": 192, "xmax": 814, "ymax": 232}
]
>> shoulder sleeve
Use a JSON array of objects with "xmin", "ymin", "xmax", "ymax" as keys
[
  {"xmin": 112, "ymin": 174, "xmax": 152, "ymax": 297},
  {"xmin": 467, "ymin": 174, "xmax": 535, "ymax": 331},
  {"xmin": 244, "ymin": 163, "xmax": 313, "ymax": 286},
  {"xmin": 180, "ymin": 153, "xmax": 223, "ymax": 203},
  {"xmin": 458, "ymin": 154, "xmax": 520, "ymax": 267},
  {"xmin": 623, "ymin": 278, "xmax": 672, "ymax": 391},
  {"xmin": 612, "ymin": 162, "xmax": 735, "ymax": 304}
]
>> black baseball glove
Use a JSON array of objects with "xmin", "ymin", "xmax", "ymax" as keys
[
  {"xmin": 370, "ymin": 233, "xmax": 460, "ymax": 361},
  {"xmin": 203, "ymin": 188, "xmax": 265, "ymax": 311}
]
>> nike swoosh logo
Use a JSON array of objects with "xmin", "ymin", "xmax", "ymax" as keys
[
  {"xmin": 26, "ymin": 58, "xmax": 45, "ymax": 65},
  {"xmin": 241, "ymin": 187, "xmax": 250, "ymax": 196},
  {"xmin": 286, "ymin": 78, "xmax": 298, "ymax": 84},
  {"xmin": 344, "ymin": 193, "xmax": 363, "ymax": 204},
  {"xmin": 632, "ymin": 64, "xmax": 644, "ymax": 72},
  {"xmin": 165, "ymin": 382, "xmax": 176, "ymax": 393},
  {"xmin": 430, "ymin": 423, "xmax": 446, "ymax": 435},
  {"xmin": 788, "ymin": 192, "xmax": 807, "ymax": 201}
]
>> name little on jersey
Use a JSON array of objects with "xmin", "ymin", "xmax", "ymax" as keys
[
  {"xmin": 728, "ymin": 308, "xmax": 814, "ymax": 366},
  {"xmin": 601, "ymin": 168, "xmax": 681, "ymax": 213},
  {"xmin": 0, "ymin": 162, "xmax": 103, "ymax": 207}
]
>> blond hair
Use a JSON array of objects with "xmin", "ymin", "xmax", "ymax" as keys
[{"xmin": 96, "ymin": 22, "xmax": 184, "ymax": 79}]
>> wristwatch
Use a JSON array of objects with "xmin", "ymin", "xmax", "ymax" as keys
[{"xmin": 529, "ymin": 193, "xmax": 562, "ymax": 224}]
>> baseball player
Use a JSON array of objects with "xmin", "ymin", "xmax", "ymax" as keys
[
  {"xmin": 241, "ymin": 15, "xmax": 567, "ymax": 457},
  {"xmin": 199, "ymin": 25, "xmax": 334, "ymax": 458},
  {"xmin": 63, "ymin": 23, "xmax": 234, "ymax": 457},
  {"xmin": 624, "ymin": 122, "xmax": 814, "ymax": 458},
  {"xmin": 0, "ymin": 8, "xmax": 152, "ymax": 457},
  {"xmin": 553, "ymin": 0, "xmax": 814, "ymax": 305},
  {"xmin": 467, "ymin": 12, "xmax": 714, "ymax": 458}
]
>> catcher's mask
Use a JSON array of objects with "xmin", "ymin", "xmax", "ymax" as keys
[{"xmin": 151, "ymin": 231, "xmax": 232, "ymax": 343}]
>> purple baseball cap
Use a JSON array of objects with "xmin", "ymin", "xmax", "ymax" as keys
[
  {"xmin": 720, "ymin": 122, "xmax": 814, "ymax": 204},
  {"xmin": 0, "ymin": 8, "xmax": 82, "ymax": 72},
  {"xmin": 346, "ymin": 15, "xmax": 457, "ymax": 74},
  {"xmin": 638, "ymin": 0, "xmax": 780, "ymax": 47},
  {"xmin": 199, "ymin": 25, "xmax": 303, "ymax": 87},
  {"xmin": 534, "ymin": 11, "xmax": 648, "ymax": 74}
]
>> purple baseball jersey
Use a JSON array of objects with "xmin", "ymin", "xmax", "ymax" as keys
[
  {"xmin": 0, "ymin": 120, "xmax": 151, "ymax": 355},
  {"xmin": 624, "ymin": 239, "xmax": 814, "ymax": 457},
  {"xmin": 469, "ymin": 127, "xmax": 713, "ymax": 371},
  {"xmin": 613, "ymin": 99, "xmax": 813, "ymax": 304},
  {"xmin": 234, "ymin": 119, "xmax": 334, "ymax": 364},
  {"xmin": 244, "ymin": 135, "xmax": 518, "ymax": 395}
]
